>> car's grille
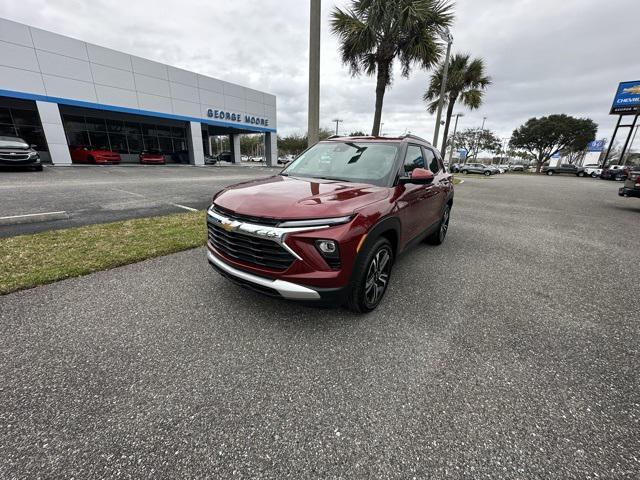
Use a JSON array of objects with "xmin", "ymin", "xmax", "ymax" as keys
[
  {"xmin": 0, "ymin": 153, "xmax": 30, "ymax": 160},
  {"xmin": 208, "ymin": 223, "xmax": 295, "ymax": 270},
  {"xmin": 212, "ymin": 205, "xmax": 280, "ymax": 226}
]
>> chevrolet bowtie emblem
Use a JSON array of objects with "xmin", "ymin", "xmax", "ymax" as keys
[{"xmin": 221, "ymin": 221, "xmax": 235, "ymax": 232}]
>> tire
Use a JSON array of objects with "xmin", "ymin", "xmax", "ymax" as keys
[
  {"xmin": 33, "ymin": 164, "xmax": 43, "ymax": 171},
  {"xmin": 426, "ymin": 204, "xmax": 451, "ymax": 246},
  {"xmin": 461, "ymin": 170, "xmax": 468, "ymax": 174},
  {"xmin": 591, "ymin": 172, "xmax": 598, "ymax": 178},
  {"xmin": 345, "ymin": 237, "xmax": 394, "ymax": 313},
  {"xmin": 87, "ymin": 155, "xmax": 95, "ymax": 164},
  {"xmin": 578, "ymin": 172, "xmax": 585, "ymax": 177},
  {"xmin": 547, "ymin": 170, "xmax": 554, "ymax": 175},
  {"xmin": 484, "ymin": 170, "xmax": 491, "ymax": 176}
]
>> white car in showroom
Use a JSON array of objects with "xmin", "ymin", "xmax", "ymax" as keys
[{"xmin": 583, "ymin": 164, "xmax": 602, "ymax": 178}]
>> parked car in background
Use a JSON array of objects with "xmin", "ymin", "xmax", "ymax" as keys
[
  {"xmin": 618, "ymin": 167, "xmax": 640, "ymax": 198},
  {"xmin": 509, "ymin": 164, "xmax": 525, "ymax": 172},
  {"xmin": 460, "ymin": 163, "xmax": 494, "ymax": 176},
  {"xmin": 450, "ymin": 163, "xmax": 462, "ymax": 173},
  {"xmin": 241, "ymin": 155, "xmax": 250, "ymax": 162},
  {"xmin": 216, "ymin": 151, "xmax": 233, "ymax": 163},
  {"xmin": 541, "ymin": 163, "xmax": 585, "ymax": 176},
  {"xmin": 139, "ymin": 149, "xmax": 165, "ymax": 164},
  {"xmin": 0, "ymin": 135, "xmax": 42, "ymax": 171},
  {"xmin": 494, "ymin": 165, "xmax": 506, "ymax": 174},
  {"xmin": 204, "ymin": 154, "xmax": 217, "ymax": 165},
  {"xmin": 70, "ymin": 145, "xmax": 121, "ymax": 164},
  {"xmin": 251, "ymin": 156, "xmax": 265, "ymax": 163},
  {"xmin": 601, "ymin": 164, "xmax": 630, "ymax": 181},
  {"xmin": 583, "ymin": 164, "xmax": 602, "ymax": 178}
]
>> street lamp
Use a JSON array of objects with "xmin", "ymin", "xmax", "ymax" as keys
[
  {"xmin": 447, "ymin": 112, "xmax": 463, "ymax": 165},
  {"xmin": 432, "ymin": 27, "xmax": 453, "ymax": 152},
  {"xmin": 472, "ymin": 116, "xmax": 487, "ymax": 160},
  {"xmin": 332, "ymin": 118, "xmax": 343, "ymax": 136}
]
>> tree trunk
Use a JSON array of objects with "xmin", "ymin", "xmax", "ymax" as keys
[
  {"xmin": 440, "ymin": 96, "xmax": 456, "ymax": 157},
  {"xmin": 371, "ymin": 63, "xmax": 389, "ymax": 136},
  {"xmin": 536, "ymin": 153, "xmax": 544, "ymax": 173}
]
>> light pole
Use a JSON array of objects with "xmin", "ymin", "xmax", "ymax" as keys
[
  {"xmin": 432, "ymin": 27, "xmax": 453, "ymax": 150},
  {"xmin": 307, "ymin": 0, "xmax": 321, "ymax": 147},
  {"xmin": 624, "ymin": 125, "xmax": 639, "ymax": 165},
  {"xmin": 332, "ymin": 118, "xmax": 343, "ymax": 136},
  {"xmin": 472, "ymin": 116, "xmax": 486, "ymax": 160},
  {"xmin": 447, "ymin": 113, "xmax": 463, "ymax": 164}
]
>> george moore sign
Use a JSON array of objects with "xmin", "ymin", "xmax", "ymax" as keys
[{"xmin": 207, "ymin": 108, "xmax": 270, "ymax": 127}]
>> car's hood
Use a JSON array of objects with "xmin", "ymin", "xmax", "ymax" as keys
[{"xmin": 213, "ymin": 175, "xmax": 390, "ymax": 220}]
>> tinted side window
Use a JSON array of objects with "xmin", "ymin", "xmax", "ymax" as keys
[
  {"xmin": 404, "ymin": 145, "xmax": 424, "ymax": 174},
  {"xmin": 423, "ymin": 147, "xmax": 440, "ymax": 173}
]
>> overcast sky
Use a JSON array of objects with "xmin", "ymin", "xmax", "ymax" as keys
[{"xmin": 1, "ymin": 0, "xmax": 638, "ymax": 144}]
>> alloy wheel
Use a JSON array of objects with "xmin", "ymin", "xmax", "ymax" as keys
[
  {"xmin": 364, "ymin": 246, "xmax": 392, "ymax": 308},
  {"xmin": 439, "ymin": 206, "xmax": 450, "ymax": 242}
]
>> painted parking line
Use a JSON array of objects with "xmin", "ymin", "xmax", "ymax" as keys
[
  {"xmin": 0, "ymin": 211, "xmax": 69, "ymax": 226},
  {"xmin": 170, "ymin": 203, "xmax": 199, "ymax": 212}
]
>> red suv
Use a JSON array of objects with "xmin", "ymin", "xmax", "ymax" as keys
[
  {"xmin": 206, "ymin": 135, "xmax": 454, "ymax": 312},
  {"xmin": 69, "ymin": 145, "xmax": 121, "ymax": 164}
]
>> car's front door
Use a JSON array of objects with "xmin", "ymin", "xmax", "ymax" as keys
[{"xmin": 395, "ymin": 145, "xmax": 439, "ymax": 243}]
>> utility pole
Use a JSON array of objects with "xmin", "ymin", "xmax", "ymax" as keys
[
  {"xmin": 307, "ymin": 0, "xmax": 321, "ymax": 147},
  {"xmin": 432, "ymin": 27, "xmax": 453, "ymax": 150},
  {"xmin": 332, "ymin": 118, "xmax": 343, "ymax": 136},
  {"xmin": 447, "ymin": 113, "xmax": 463, "ymax": 165}
]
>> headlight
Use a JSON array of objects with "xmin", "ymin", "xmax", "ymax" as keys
[
  {"xmin": 278, "ymin": 215, "xmax": 352, "ymax": 228},
  {"xmin": 28, "ymin": 151, "xmax": 39, "ymax": 159}
]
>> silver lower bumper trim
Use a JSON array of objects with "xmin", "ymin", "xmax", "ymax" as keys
[{"xmin": 207, "ymin": 250, "xmax": 321, "ymax": 300}]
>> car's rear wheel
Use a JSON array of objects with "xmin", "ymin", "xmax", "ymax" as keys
[
  {"xmin": 426, "ymin": 204, "xmax": 451, "ymax": 245},
  {"xmin": 484, "ymin": 170, "xmax": 491, "ymax": 176},
  {"xmin": 578, "ymin": 171, "xmax": 585, "ymax": 177},
  {"xmin": 461, "ymin": 170, "xmax": 468, "ymax": 174},
  {"xmin": 547, "ymin": 170, "xmax": 554, "ymax": 175},
  {"xmin": 346, "ymin": 237, "xmax": 394, "ymax": 313},
  {"xmin": 591, "ymin": 172, "xmax": 598, "ymax": 178}
]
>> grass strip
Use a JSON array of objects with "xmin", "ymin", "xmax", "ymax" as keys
[{"xmin": 0, "ymin": 210, "xmax": 207, "ymax": 295}]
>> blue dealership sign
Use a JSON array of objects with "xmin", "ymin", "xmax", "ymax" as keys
[
  {"xmin": 587, "ymin": 140, "xmax": 605, "ymax": 152},
  {"xmin": 458, "ymin": 148, "xmax": 467, "ymax": 160},
  {"xmin": 610, "ymin": 81, "xmax": 640, "ymax": 115}
]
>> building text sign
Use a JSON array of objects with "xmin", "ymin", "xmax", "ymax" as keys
[{"xmin": 207, "ymin": 109, "xmax": 270, "ymax": 127}]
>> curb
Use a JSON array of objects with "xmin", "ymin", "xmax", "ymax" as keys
[{"xmin": 0, "ymin": 211, "xmax": 70, "ymax": 226}]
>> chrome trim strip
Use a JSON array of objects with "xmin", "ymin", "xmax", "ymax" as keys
[
  {"xmin": 207, "ymin": 250, "xmax": 321, "ymax": 300},
  {"xmin": 206, "ymin": 206, "xmax": 332, "ymax": 261}
]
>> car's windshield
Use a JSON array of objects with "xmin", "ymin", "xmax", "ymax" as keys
[
  {"xmin": 282, "ymin": 141, "xmax": 399, "ymax": 186},
  {"xmin": 0, "ymin": 136, "xmax": 29, "ymax": 149}
]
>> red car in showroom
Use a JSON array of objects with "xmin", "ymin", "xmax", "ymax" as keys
[
  {"xmin": 69, "ymin": 145, "xmax": 121, "ymax": 164},
  {"xmin": 139, "ymin": 149, "xmax": 165, "ymax": 164},
  {"xmin": 206, "ymin": 135, "xmax": 454, "ymax": 312}
]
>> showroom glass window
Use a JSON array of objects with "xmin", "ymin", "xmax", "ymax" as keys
[
  {"xmin": 0, "ymin": 97, "xmax": 48, "ymax": 151},
  {"xmin": 61, "ymin": 111, "xmax": 188, "ymax": 156}
]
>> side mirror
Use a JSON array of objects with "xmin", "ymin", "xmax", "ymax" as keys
[{"xmin": 399, "ymin": 168, "xmax": 434, "ymax": 185}]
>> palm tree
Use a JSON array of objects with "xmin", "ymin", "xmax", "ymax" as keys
[
  {"xmin": 331, "ymin": 0, "xmax": 454, "ymax": 136},
  {"xmin": 423, "ymin": 53, "xmax": 491, "ymax": 153}
]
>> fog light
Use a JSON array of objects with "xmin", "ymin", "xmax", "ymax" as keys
[{"xmin": 316, "ymin": 240, "xmax": 337, "ymax": 254}]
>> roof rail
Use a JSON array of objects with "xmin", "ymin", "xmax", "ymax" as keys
[{"xmin": 400, "ymin": 133, "xmax": 431, "ymax": 144}]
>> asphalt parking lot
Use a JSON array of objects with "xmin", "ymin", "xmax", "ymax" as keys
[
  {"xmin": 1, "ymin": 174, "xmax": 639, "ymax": 478},
  {"xmin": 0, "ymin": 164, "xmax": 279, "ymax": 237}
]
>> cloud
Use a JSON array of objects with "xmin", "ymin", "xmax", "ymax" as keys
[{"xmin": 1, "ymin": 0, "xmax": 637, "ymax": 143}]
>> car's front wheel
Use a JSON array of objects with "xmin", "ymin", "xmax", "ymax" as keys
[
  {"xmin": 591, "ymin": 172, "xmax": 598, "ymax": 178},
  {"xmin": 484, "ymin": 170, "xmax": 491, "ymax": 176},
  {"xmin": 547, "ymin": 170, "xmax": 554, "ymax": 175},
  {"xmin": 578, "ymin": 171, "xmax": 585, "ymax": 177},
  {"xmin": 346, "ymin": 237, "xmax": 394, "ymax": 313}
]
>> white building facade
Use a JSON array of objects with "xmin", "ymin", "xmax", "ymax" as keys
[{"xmin": 0, "ymin": 17, "xmax": 277, "ymax": 166}]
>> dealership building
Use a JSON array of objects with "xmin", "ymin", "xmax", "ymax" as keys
[{"xmin": 0, "ymin": 17, "xmax": 277, "ymax": 166}]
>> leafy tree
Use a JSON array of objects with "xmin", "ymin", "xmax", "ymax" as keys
[
  {"xmin": 509, "ymin": 115, "xmax": 597, "ymax": 173},
  {"xmin": 349, "ymin": 130, "xmax": 367, "ymax": 136},
  {"xmin": 448, "ymin": 127, "xmax": 501, "ymax": 162},
  {"xmin": 423, "ymin": 53, "xmax": 491, "ymax": 152},
  {"xmin": 331, "ymin": 0, "xmax": 454, "ymax": 136},
  {"xmin": 277, "ymin": 128, "xmax": 334, "ymax": 155}
]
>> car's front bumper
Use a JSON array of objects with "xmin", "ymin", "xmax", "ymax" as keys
[{"xmin": 207, "ymin": 250, "xmax": 349, "ymax": 305}]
